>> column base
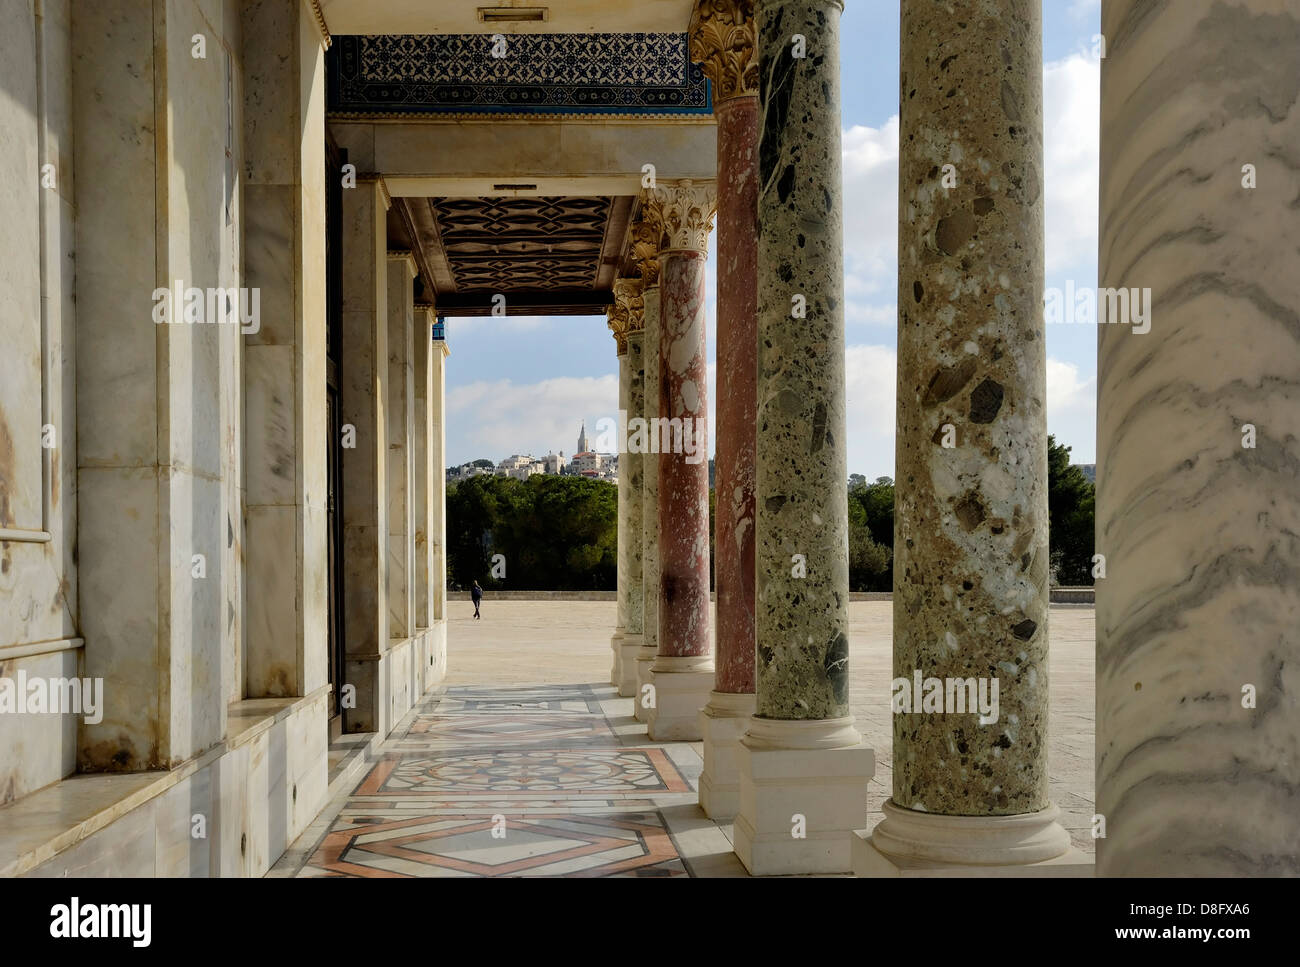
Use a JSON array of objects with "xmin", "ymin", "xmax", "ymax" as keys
[
  {"xmin": 632, "ymin": 647, "xmax": 656, "ymax": 723},
  {"xmin": 733, "ymin": 716, "xmax": 874, "ymax": 875},
  {"xmin": 646, "ymin": 655, "xmax": 714, "ymax": 741},
  {"xmin": 609, "ymin": 629, "xmax": 625, "ymax": 687},
  {"xmin": 852, "ymin": 799, "xmax": 1094, "ymax": 877},
  {"xmin": 697, "ymin": 690, "xmax": 756, "ymax": 820},
  {"xmin": 615, "ymin": 634, "xmax": 643, "ymax": 698}
]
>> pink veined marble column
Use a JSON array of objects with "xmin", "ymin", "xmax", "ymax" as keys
[
  {"xmin": 657, "ymin": 245, "xmax": 712, "ymax": 660},
  {"xmin": 713, "ymin": 93, "xmax": 758, "ymax": 695},
  {"xmin": 645, "ymin": 179, "xmax": 718, "ymax": 742}
]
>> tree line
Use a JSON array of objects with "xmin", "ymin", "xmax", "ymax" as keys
[{"xmin": 447, "ymin": 436, "xmax": 1095, "ymax": 591}]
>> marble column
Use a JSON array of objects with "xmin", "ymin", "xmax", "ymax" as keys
[
  {"xmin": 691, "ymin": 0, "xmax": 760, "ymax": 820},
  {"xmin": 646, "ymin": 179, "xmax": 716, "ymax": 741},
  {"xmin": 613, "ymin": 279, "xmax": 647, "ymax": 697},
  {"xmin": 632, "ymin": 203, "xmax": 665, "ymax": 723},
  {"xmin": 430, "ymin": 320, "xmax": 450, "ymax": 672},
  {"xmin": 340, "ymin": 175, "xmax": 390, "ymax": 735},
  {"xmin": 854, "ymin": 0, "xmax": 1085, "ymax": 876},
  {"xmin": 241, "ymin": 0, "xmax": 329, "ymax": 701},
  {"xmin": 413, "ymin": 305, "xmax": 435, "ymax": 634},
  {"xmin": 1095, "ymin": 0, "xmax": 1300, "ymax": 876},
  {"xmin": 733, "ymin": 0, "xmax": 872, "ymax": 876},
  {"xmin": 386, "ymin": 253, "xmax": 417, "ymax": 644},
  {"xmin": 609, "ymin": 315, "xmax": 630, "ymax": 687}
]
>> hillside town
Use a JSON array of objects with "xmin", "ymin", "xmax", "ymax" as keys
[{"xmin": 446, "ymin": 421, "xmax": 619, "ymax": 483}]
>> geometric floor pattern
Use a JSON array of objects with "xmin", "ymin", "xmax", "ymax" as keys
[{"xmin": 276, "ymin": 682, "xmax": 732, "ymax": 877}]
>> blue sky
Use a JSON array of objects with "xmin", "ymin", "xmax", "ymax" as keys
[{"xmin": 443, "ymin": 0, "xmax": 1101, "ymax": 478}]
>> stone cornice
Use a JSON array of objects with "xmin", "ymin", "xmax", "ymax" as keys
[
  {"xmin": 689, "ymin": 0, "xmax": 758, "ymax": 102},
  {"xmin": 651, "ymin": 179, "xmax": 717, "ymax": 255},
  {"xmin": 629, "ymin": 199, "xmax": 664, "ymax": 288},
  {"xmin": 308, "ymin": 0, "xmax": 331, "ymax": 50},
  {"xmin": 386, "ymin": 250, "xmax": 418, "ymax": 279},
  {"xmin": 357, "ymin": 174, "xmax": 392, "ymax": 211}
]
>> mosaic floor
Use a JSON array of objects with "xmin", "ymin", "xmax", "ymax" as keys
[{"xmin": 272, "ymin": 682, "xmax": 744, "ymax": 877}]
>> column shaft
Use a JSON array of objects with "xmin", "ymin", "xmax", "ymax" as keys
[
  {"xmin": 856, "ymin": 0, "xmax": 1083, "ymax": 875},
  {"xmin": 713, "ymin": 93, "xmax": 759, "ymax": 696},
  {"xmin": 339, "ymin": 177, "xmax": 389, "ymax": 734},
  {"xmin": 1096, "ymin": 0, "xmax": 1300, "ymax": 875},
  {"xmin": 636, "ymin": 284, "xmax": 663, "ymax": 720},
  {"xmin": 386, "ymin": 254, "xmax": 416, "ymax": 641},
  {"xmin": 656, "ymin": 250, "xmax": 712, "ymax": 661}
]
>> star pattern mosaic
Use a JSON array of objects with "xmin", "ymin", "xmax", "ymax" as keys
[
  {"xmin": 288, "ymin": 683, "xmax": 703, "ymax": 877},
  {"xmin": 327, "ymin": 33, "xmax": 711, "ymax": 116}
]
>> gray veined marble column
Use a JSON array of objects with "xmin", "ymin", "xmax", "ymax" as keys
[
  {"xmin": 613, "ymin": 278, "xmax": 646, "ymax": 697},
  {"xmin": 732, "ymin": 0, "xmax": 873, "ymax": 876},
  {"xmin": 854, "ymin": 0, "xmax": 1087, "ymax": 876},
  {"xmin": 1096, "ymin": 0, "xmax": 1300, "ymax": 876}
]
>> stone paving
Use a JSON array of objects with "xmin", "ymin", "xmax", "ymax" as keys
[{"xmin": 272, "ymin": 601, "xmax": 1095, "ymax": 876}]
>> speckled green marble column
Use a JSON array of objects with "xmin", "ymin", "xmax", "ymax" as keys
[
  {"xmin": 893, "ymin": 0, "xmax": 1050, "ymax": 819},
  {"xmin": 855, "ymin": 0, "xmax": 1082, "ymax": 877},
  {"xmin": 736, "ymin": 0, "xmax": 874, "ymax": 875},
  {"xmin": 753, "ymin": 0, "xmax": 851, "ymax": 722}
]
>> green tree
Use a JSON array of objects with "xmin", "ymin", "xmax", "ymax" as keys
[{"xmin": 1047, "ymin": 435, "xmax": 1096, "ymax": 586}]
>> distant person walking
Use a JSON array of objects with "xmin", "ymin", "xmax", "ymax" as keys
[{"xmin": 471, "ymin": 580, "xmax": 483, "ymax": 620}]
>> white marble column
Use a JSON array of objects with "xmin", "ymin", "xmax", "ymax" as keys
[
  {"xmin": 1096, "ymin": 0, "xmax": 1300, "ymax": 876},
  {"xmin": 240, "ymin": 0, "xmax": 329, "ymax": 702},
  {"xmin": 733, "ymin": 0, "xmax": 872, "ymax": 875},
  {"xmin": 340, "ymin": 175, "xmax": 390, "ymax": 734},
  {"xmin": 386, "ymin": 252, "xmax": 416, "ymax": 643},
  {"xmin": 74, "ymin": 0, "xmax": 232, "ymax": 769},
  {"xmin": 430, "ymin": 319, "xmax": 450, "ymax": 657}
]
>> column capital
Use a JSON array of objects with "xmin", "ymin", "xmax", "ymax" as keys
[
  {"xmin": 608, "ymin": 278, "xmax": 645, "ymax": 354},
  {"xmin": 689, "ymin": 0, "xmax": 759, "ymax": 102},
  {"xmin": 650, "ymin": 179, "xmax": 717, "ymax": 255},
  {"xmin": 629, "ymin": 201, "xmax": 664, "ymax": 288}
]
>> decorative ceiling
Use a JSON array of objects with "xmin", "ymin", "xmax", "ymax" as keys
[
  {"xmin": 404, "ymin": 196, "xmax": 634, "ymax": 316},
  {"xmin": 327, "ymin": 32, "xmax": 711, "ymax": 117}
]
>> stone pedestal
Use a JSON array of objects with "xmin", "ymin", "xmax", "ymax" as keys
[
  {"xmin": 733, "ymin": 717, "xmax": 874, "ymax": 875},
  {"xmin": 634, "ymin": 653, "xmax": 656, "ymax": 724},
  {"xmin": 853, "ymin": 801, "xmax": 1089, "ymax": 877},
  {"xmin": 646, "ymin": 656, "xmax": 715, "ymax": 741},
  {"xmin": 698, "ymin": 690, "xmax": 756, "ymax": 819},
  {"xmin": 1095, "ymin": 0, "xmax": 1300, "ymax": 876}
]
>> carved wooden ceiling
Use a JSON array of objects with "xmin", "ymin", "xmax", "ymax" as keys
[{"xmin": 398, "ymin": 195, "xmax": 634, "ymax": 316}]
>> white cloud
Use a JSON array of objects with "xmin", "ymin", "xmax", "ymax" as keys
[
  {"xmin": 446, "ymin": 374, "xmax": 617, "ymax": 464},
  {"xmin": 1068, "ymin": 0, "xmax": 1100, "ymax": 21},
  {"xmin": 1044, "ymin": 53, "xmax": 1100, "ymax": 274},
  {"xmin": 842, "ymin": 118, "xmax": 900, "ymax": 326},
  {"xmin": 844, "ymin": 344, "xmax": 897, "ymax": 478},
  {"xmin": 1046, "ymin": 357, "xmax": 1096, "ymax": 460}
]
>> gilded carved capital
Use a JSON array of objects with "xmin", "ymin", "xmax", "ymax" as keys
[
  {"xmin": 651, "ymin": 179, "xmax": 717, "ymax": 255},
  {"xmin": 608, "ymin": 276, "xmax": 645, "ymax": 355},
  {"xmin": 614, "ymin": 277, "xmax": 645, "ymax": 335},
  {"xmin": 689, "ymin": 0, "xmax": 758, "ymax": 101},
  {"xmin": 629, "ymin": 202, "xmax": 664, "ymax": 288}
]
